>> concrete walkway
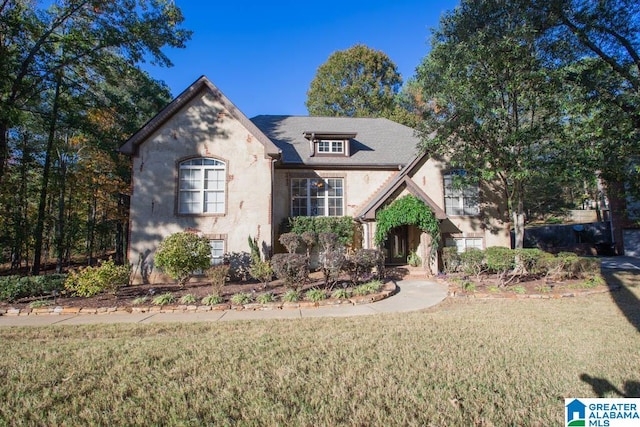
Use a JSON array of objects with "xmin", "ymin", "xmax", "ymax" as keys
[{"xmin": 0, "ymin": 280, "xmax": 448, "ymax": 327}]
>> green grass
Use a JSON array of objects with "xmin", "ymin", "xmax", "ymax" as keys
[{"xmin": 0, "ymin": 271, "xmax": 639, "ymax": 425}]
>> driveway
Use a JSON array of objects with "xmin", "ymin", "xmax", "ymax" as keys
[{"xmin": 600, "ymin": 256, "xmax": 640, "ymax": 271}]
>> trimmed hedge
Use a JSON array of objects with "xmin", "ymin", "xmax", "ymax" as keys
[{"xmin": 0, "ymin": 274, "xmax": 67, "ymax": 302}]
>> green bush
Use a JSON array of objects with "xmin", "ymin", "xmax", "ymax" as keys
[
  {"xmin": 230, "ymin": 292, "xmax": 253, "ymax": 305},
  {"xmin": 460, "ymin": 248, "xmax": 484, "ymax": 277},
  {"xmin": 331, "ymin": 288, "xmax": 351, "ymax": 299},
  {"xmin": 202, "ymin": 294, "xmax": 224, "ymax": 306},
  {"xmin": 152, "ymin": 293, "xmax": 176, "ymax": 306},
  {"xmin": 154, "ymin": 232, "xmax": 211, "ymax": 286},
  {"xmin": 132, "ymin": 297, "xmax": 148, "ymax": 305},
  {"xmin": 285, "ymin": 216, "xmax": 357, "ymax": 247},
  {"xmin": 0, "ymin": 274, "xmax": 67, "ymax": 302},
  {"xmin": 407, "ymin": 251, "xmax": 421, "ymax": 267},
  {"xmin": 514, "ymin": 248, "xmax": 547, "ymax": 275},
  {"xmin": 179, "ymin": 294, "xmax": 197, "ymax": 305},
  {"xmin": 282, "ymin": 290, "xmax": 301, "ymax": 302},
  {"xmin": 271, "ymin": 253, "xmax": 309, "ymax": 290},
  {"xmin": 225, "ymin": 252, "xmax": 252, "ymax": 281},
  {"xmin": 305, "ymin": 288, "xmax": 327, "ymax": 302},
  {"xmin": 249, "ymin": 259, "xmax": 273, "ymax": 287},
  {"xmin": 65, "ymin": 260, "xmax": 130, "ymax": 297},
  {"xmin": 256, "ymin": 292, "xmax": 275, "ymax": 304},
  {"xmin": 441, "ymin": 247, "xmax": 461, "ymax": 274},
  {"xmin": 352, "ymin": 279, "xmax": 383, "ymax": 296},
  {"xmin": 484, "ymin": 247, "xmax": 515, "ymax": 274}
]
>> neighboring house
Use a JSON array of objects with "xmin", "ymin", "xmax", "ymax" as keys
[{"xmin": 121, "ymin": 76, "xmax": 510, "ymax": 283}]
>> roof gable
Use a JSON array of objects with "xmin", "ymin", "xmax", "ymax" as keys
[
  {"xmin": 120, "ymin": 76, "xmax": 280, "ymax": 157},
  {"xmin": 357, "ymin": 151, "xmax": 447, "ymax": 220}
]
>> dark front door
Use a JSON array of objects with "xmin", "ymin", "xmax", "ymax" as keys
[{"xmin": 384, "ymin": 225, "xmax": 408, "ymax": 265}]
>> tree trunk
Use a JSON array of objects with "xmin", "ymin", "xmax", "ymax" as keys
[
  {"xmin": 31, "ymin": 74, "xmax": 62, "ymax": 276},
  {"xmin": 0, "ymin": 122, "xmax": 8, "ymax": 185},
  {"xmin": 55, "ymin": 160, "xmax": 66, "ymax": 273},
  {"xmin": 605, "ymin": 178, "xmax": 628, "ymax": 255},
  {"xmin": 512, "ymin": 182, "xmax": 526, "ymax": 249}
]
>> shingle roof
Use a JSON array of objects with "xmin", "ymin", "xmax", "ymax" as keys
[{"xmin": 250, "ymin": 115, "xmax": 421, "ymax": 167}]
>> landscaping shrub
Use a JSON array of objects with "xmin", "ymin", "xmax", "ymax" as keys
[
  {"xmin": 0, "ymin": 274, "xmax": 66, "ymax": 302},
  {"xmin": 271, "ymin": 253, "xmax": 309, "ymax": 290},
  {"xmin": 154, "ymin": 232, "xmax": 211, "ymax": 286},
  {"xmin": 352, "ymin": 280, "xmax": 383, "ymax": 296},
  {"xmin": 279, "ymin": 232, "xmax": 302, "ymax": 254},
  {"xmin": 331, "ymin": 288, "xmax": 351, "ymax": 299},
  {"xmin": 152, "ymin": 293, "xmax": 176, "ymax": 306},
  {"xmin": 407, "ymin": 250, "xmax": 421, "ymax": 267},
  {"xmin": 206, "ymin": 264, "xmax": 230, "ymax": 296},
  {"xmin": 201, "ymin": 294, "xmax": 224, "ymax": 306},
  {"xmin": 282, "ymin": 290, "xmax": 301, "ymax": 302},
  {"xmin": 256, "ymin": 292, "xmax": 275, "ymax": 304},
  {"xmin": 179, "ymin": 294, "xmax": 197, "ymax": 305},
  {"xmin": 300, "ymin": 231, "xmax": 316, "ymax": 257},
  {"xmin": 305, "ymin": 288, "xmax": 326, "ymax": 302},
  {"xmin": 514, "ymin": 248, "xmax": 547, "ymax": 275},
  {"xmin": 441, "ymin": 247, "xmax": 461, "ymax": 274},
  {"xmin": 249, "ymin": 259, "xmax": 273, "ymax": 288},
  {"xmin": 230, "ymin": 292, "xmax": 253, "ymax": 305},
  {"xmin": 459, "ymin": 248, "xmax": 484, "ymax": 278},
  {"xmin": 284, "ymin": 216, "xmax": 357, "ymax": 246},
  {"xmin": 344, "ymin": 249, "xmax": 384, "ymax": 285},
  {"xmin": 65, "ymin": 260, "xmax": 130, "ymax": 297},
  {"xmin": 484, "ymin": 247, "xmax": 515, "ymax": 284},
  {"xmin": 319, "ymin": 247, "xmax": 346, "ymax": 289}
]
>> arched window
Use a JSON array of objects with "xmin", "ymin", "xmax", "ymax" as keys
[{"xmin": 178, "ymin": 158, "xmax": 226, "ymax": 214}]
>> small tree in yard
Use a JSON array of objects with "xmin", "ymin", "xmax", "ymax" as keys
[{"xmin": 154, "ymin": 232, "xmax": 211, "ymax": 287}]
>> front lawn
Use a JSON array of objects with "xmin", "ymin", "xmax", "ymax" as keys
[{"xmin": 0, "ymin": 271, "xmax": 638, "ymax": 425}]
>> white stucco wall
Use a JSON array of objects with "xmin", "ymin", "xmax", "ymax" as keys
[{"xmin": 128, "ymin": 91, "xmax": 273, "ymax": 283}]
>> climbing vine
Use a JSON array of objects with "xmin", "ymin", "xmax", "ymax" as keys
[{"xmin": 374, "ymin": 195, "xmax": 440, "ymax": 247}]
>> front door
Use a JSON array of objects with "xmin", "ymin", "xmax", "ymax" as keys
[{"xmin": 384, "ymin": 226, "xmax": 408, "ymax": 265}]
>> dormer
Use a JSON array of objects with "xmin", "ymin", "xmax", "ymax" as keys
[{"xmin": 303, "ymin": 131, "xmax": 357, "ymax": 157}]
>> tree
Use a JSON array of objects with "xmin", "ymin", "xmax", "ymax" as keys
[
  {"xmin": 416, "ymin": 0, "xmax": 564, "ymax": 249},
  {"xmin": 154, "ymin": 232, "xmax": 212, "ymax": 287},
  {"xmin": 0, "ymin": 0, "xmax": 191, "ymax": 184},
  {"xmin": 306, "ymin": 44, "xmax": 402, "ymax": 117},
  {"xmin": 0, "ymin": 1, "xmax": 190, "ymax": 273},
  {"xmin": 533, "ymin": 0, "xmax": 640, "ymax": 254}
]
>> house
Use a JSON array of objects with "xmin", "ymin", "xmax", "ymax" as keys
[{"xmin": 120, "ymin": 76, "xmax": 510, "ymax": 283}]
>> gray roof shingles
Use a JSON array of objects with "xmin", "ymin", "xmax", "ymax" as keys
[{"xmin": 250, "ymin": 115, "xmax": 421, "ymax": 167}]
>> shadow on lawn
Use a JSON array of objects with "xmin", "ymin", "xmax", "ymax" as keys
[
  {"xmin": 602, "ymin": 269, "xmax": 640, "ymax": 333},
  {"xmin": 580, "ymin": 374, "xmax": 640, "ymax": 398}
]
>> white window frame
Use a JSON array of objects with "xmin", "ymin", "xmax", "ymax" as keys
[
  {"xmin": 445, "ymin": 237, "xmax": 483, "ymax": 254},
  {"xmin": 291, "ymin": 177, "xmax": 344, "ymax": 217},
  {"xmin": 178, "ymin": 158, "xmax": 226, "ymax": 215},
  {"xmin": 443, "ymin": 170, "xmax": 479, "ymax": 216},
  {"xmin": 210, "ymin": 240, "xmax": 224, "ymax": 266},
  {"xmin": 317, "ymin": 139, "xmax": 344, "ymax": 154}
]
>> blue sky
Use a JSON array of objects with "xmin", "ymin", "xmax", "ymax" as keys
[{"xmin": 144, "ymin": 0, "xmax": 460, "ymax": 118}]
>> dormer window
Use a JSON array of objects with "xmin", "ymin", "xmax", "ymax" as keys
[
  {"xmin": 303, "ymin": 131, "xmax": 356, "ymax": 157},
  {"xmin": 318, "ymin": 140, "xmax": 344, "ymax": 154}
]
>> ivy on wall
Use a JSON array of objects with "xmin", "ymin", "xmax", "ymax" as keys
[{"xmin": 374, "ymin": 195, "xmax": 440, "ymax": 247}]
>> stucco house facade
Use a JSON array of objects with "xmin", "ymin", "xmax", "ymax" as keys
[{"xmin": 121, "ymin": 76, "xmax": 510, "ymax": 283}]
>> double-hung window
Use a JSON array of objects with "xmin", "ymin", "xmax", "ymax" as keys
[
  {"xmin": 443, "ymin": 170, "xmax": 479, "ymax": 216},
  {"xmin": 291, "ymin": 178, "xmax": 344, "ymax": 216},
  {"xmin": 178, "ymin": 158, "xmax": 225, "ymax": 214},
  {"xmin": 317, "ymin": 140, "xmax": 344, "ymax": 154},
  {"xmin": 210, "ymin": 240, "xmax": 224, "ymax": 265}
]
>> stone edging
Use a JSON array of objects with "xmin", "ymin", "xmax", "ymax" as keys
[
  {"xmin": 0, "ymin": 282, "xmax": 398, "ymax": 317},
  {"xmin": 447, "ymin": 284, "xmax": 620, "ymax": 300}
]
